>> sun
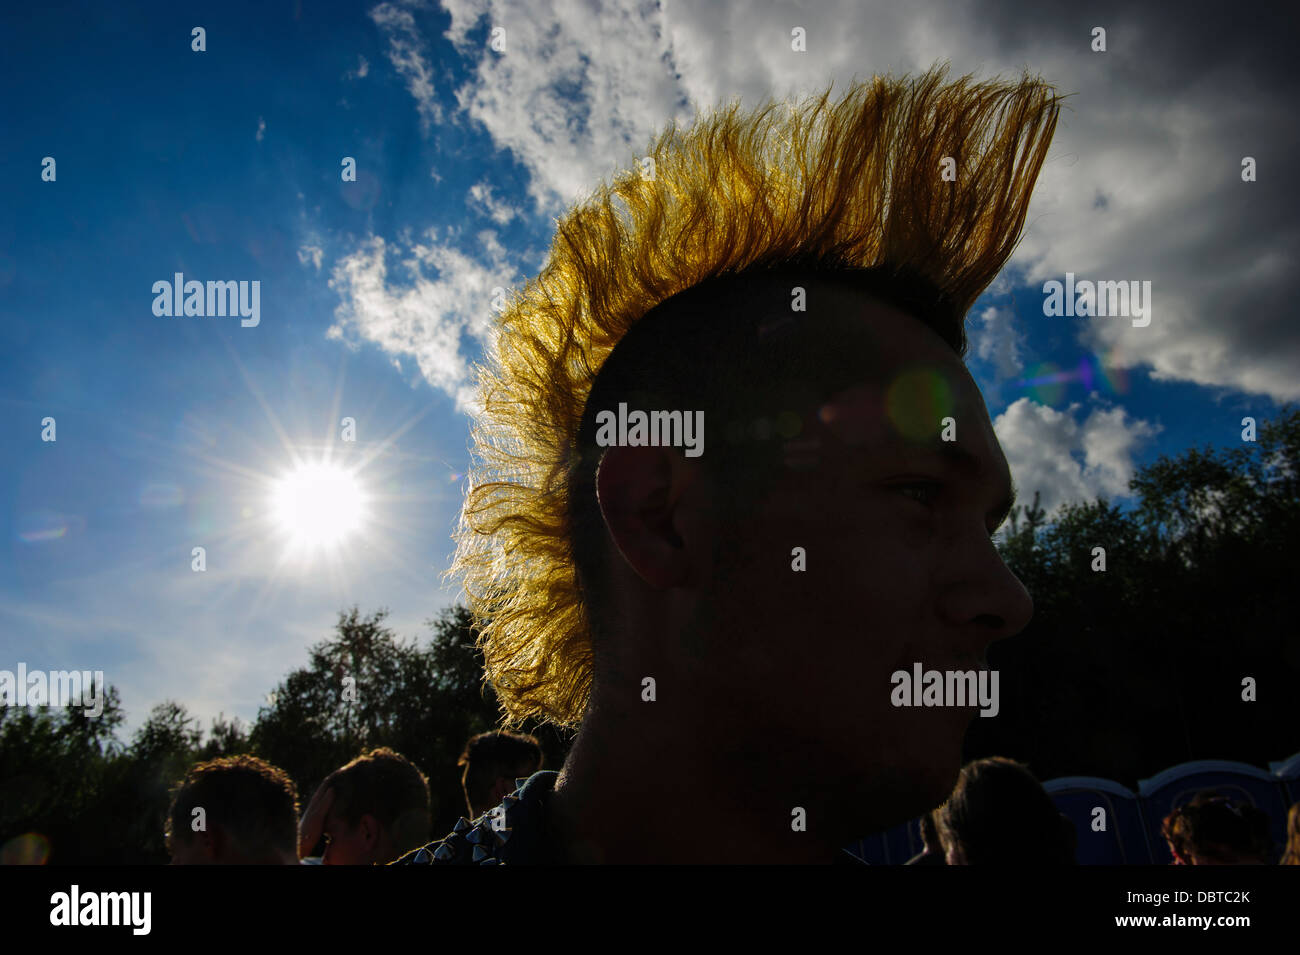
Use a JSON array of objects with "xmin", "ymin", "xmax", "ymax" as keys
[{"xmin": 270, "ymin": 462, "xmax": 368, "ymax": 551}]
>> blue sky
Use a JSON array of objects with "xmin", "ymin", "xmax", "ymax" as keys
[{"xmin": 2, "ymin": 0, "xmax": 1295, "ymax": 740}]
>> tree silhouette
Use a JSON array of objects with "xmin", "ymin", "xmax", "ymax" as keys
[{"xmin": 0, "ymin": 681, "xmax": 123, "ymax": 862}]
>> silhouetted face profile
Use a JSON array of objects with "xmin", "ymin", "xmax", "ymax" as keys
[{"xmin": 596, "ymin": 273, "xmax": 1033, "ymax": 833}]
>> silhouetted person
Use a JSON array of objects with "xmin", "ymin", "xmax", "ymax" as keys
[
  {"xmin": 458, "ymin": 731, "xmax": 543, "ymax": 820},
  {"xmin": 395, "ymin": 65, "xmax": 1057, "ymax": 864},
  {"xmin": 938, "ymin": 757, "xmax": 1075, "ymax": 865},
  {"xmin": 167, "ymin": 755, "xmax": 299, "ymax": 864},
  {"xmin": 905, "ymin": 810, "xmax": 947, "ymax": 865},
  {"xmin": 298, "ymin": 747, "xmax": 431, "ymax": 864},
  {"xmin": 1161, "ymin": 792, "xmax": 1273, "ymax": 865}
]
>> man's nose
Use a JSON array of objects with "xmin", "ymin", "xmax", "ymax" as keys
[{"xmin": 938, "ymin": 534, "xmax": 1034, "ymax": 648}]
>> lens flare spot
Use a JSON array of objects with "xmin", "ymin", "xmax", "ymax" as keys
[
  {"xmin": 1096, "ymin": 347, "xmax": 1130, "ymax": 395},
  {"xmin": 886, "ymin": 368, "xmax": 954, "ymax": 442},
  {"xmin": 16, "ymin": 510, "xmax": 83, "ymax": 543},
  {"xmin": 1, "ymin": 832, "xmax": 51, "ymax": 865},
  {"xmin": 1019, "ymin": 362, "xmax": 1069, "ymax": 406}
]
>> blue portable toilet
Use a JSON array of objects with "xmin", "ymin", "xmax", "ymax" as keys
[
  {"xmin": 1268, "ymin": 751, "xmax": 1300, "ymax": 805},
  {"xmin": 1044, "ymin": 775, "xmax": 1153, "ymax": 865}
]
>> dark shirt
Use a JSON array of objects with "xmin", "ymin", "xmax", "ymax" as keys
[{"xmin": 392, "ymin": 771, "xmax": 562, "ymax": 865}]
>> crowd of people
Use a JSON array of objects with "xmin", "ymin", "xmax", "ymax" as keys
[
  {"xmin": 161, "ymin": 745, "xmax": 1298, "ymax": 866},
  {"xmin": 163, "ymin": 732, "xmax": 542, "ymax": 865},
  {"xmin": 904, "ymin": 757, "xmax": 1294, "ymax": 866}
]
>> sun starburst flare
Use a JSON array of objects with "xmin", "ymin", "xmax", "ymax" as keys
[{"xmin": 270, "ymin": 462, "xmax": 369, "ymax": 552}]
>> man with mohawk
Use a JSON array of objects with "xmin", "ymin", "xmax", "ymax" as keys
[{"xmin": 398, "ymin": 66, "xmax": 1058, "ymax": 865}]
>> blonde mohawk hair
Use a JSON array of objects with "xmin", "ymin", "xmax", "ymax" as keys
[{"xmin": 451, "ymin": 64, "xmax": 1062, "ymax": 728}]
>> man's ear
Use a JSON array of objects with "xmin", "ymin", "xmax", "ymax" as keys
[{"xmin": 595, "ymin": 444, "xmax": 705, "ymax": 590}]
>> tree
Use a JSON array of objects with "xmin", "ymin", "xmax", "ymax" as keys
[
  {"xmin": 0, "ymin": 682, "xmax": 125, "ymax": 864},
  {"xmin": 197, "ymin": 713, "xmax": 250, "ymax": 761}
]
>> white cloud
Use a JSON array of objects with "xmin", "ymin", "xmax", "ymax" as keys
[
  {"xmin": 347, "ymin": 54, "xmax": 371, "ymax": 80},
  {"xmin": 467, "ymin": 180, "xmax": 518, "ymax": 224},
  {"xmin": 298, "ymin": 244, "xmax": 324, "ymax": 271},
  {"xmin": 969, "ymin": 305, "xmax": 1024, "ymax": 381},
  {"xmin": 434, "ymin": 0, "xmax": 1007, "ymax": 213},
  {"xmin": 440, "ymin": 0, "xmax": 691, "ymax": 213},
  {"xmin": 993, "ymin": 397, "xmax": 1161, "ymax": 516},
  {"xmin": 326, "ymin": 229, "xmax": 518, "ymax": 413},
  {"xmin": 371, "ymin": 2, "xmax": 442, "ymax": 131},
  {"xmin": 255, "ymin": 117, "xmax": 266, "ymax": 142}
]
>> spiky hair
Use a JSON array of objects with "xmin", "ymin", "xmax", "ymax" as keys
[{"xmin": 451, "ymin": 64, "xmax": 1062, "ymax": 728}]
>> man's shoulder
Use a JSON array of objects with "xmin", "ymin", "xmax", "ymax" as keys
[
  {"xmin": 390, "ymin": 817, "xmax": 493, "ymax": 866},
  {"xmin": 391, "ymin": 771, "xmax": 560, "ymax": 866}
]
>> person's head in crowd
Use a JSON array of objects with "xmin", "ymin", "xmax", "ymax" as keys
[
  {"xmin": 937, "ymin": 757, "xmax": 1075, "ymax": 865},
  {"xmin": 447, "ymin": 65, "xmax": 1059, "ymax": 862},
  {"xmin": 1161, "ymin": 792, "xmax": 1273, "ymax": 865},
  {"xmin": 166, "ymin": 755, "xmax": 299, "ymax": 865},
  {"xmin": 1281, "ymin": 802, "xmax": 1300, "ymax": 866},
  {"xmin": 310, "ymin": 747, "xmax": 431, "ymax": 865},
  {"xmin": 459, "ymin": 731, "xmax": 543, "ymax": 819}
]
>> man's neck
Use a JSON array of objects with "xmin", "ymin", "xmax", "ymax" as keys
[{"xmin": 544, "ymin": 700, "xmax": 847, "ymax": 864}]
